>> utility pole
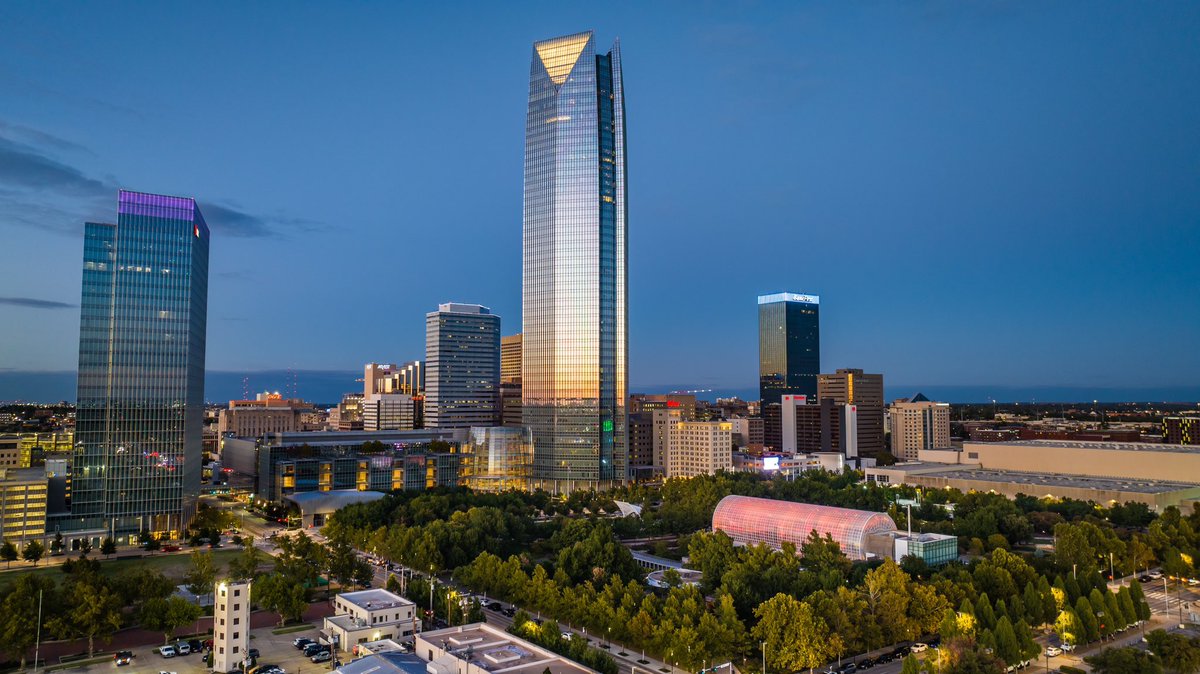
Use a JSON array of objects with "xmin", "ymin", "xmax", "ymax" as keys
[{"xmin": 33, "ymin": 589, "xmax": 42, "ymax": 673}]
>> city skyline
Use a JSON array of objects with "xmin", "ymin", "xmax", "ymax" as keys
[{"xmin": 1, "ymin": 4, "xmax": 1199, "ymax": 399}]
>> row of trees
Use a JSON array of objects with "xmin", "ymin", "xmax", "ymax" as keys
[{"xmin": 1085, "ymin": 629, "xmax": 1200, "ymax": 674}]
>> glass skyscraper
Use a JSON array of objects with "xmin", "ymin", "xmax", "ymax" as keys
[
  {"xmin": 69, "ymin": 190, "xmax": 209, "ymax": 543},
  {"xmin": 758, "ymin": 292, "xmax": 821, "ymax": 405},
  {"xmin": 523, "ymin": 31, "xmax": 627, "ymax": 489}
]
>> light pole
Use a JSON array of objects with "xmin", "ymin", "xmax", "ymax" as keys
[{"xmin": 761, "ymin": 641, "xmax": 765, "ymax": 674}]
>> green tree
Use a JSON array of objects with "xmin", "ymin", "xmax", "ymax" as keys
[
  {"xmin": 50, "ymin": 531, "xmax": 64, "ymax": 555},
  {"xmin": 1085, "ymin": 646, "xmax": 1163, "ymax": 674},
  {"xmin": 21, "ymin": 540, "xmax": 44, "ymax": 566},
  {"xmin": 48, "ymin": 575, "xmax": 122, "ymax": 657},
  {"xmin": 139, "ymin": 595, "xmax": 203, "ymax": 644},
  {"xmin": 1145, "ymin": 629, "xmax": 1200, "ymax": 674},
  {"xmin": 0, "ymin": 540, "xmax": 16, "ymax": 568},
  {"xmin": 1130, "ymin": 579, "xmax": 1152, "ymax": 621},
  {"xmin": 752, "ymin": 593, "xmax": 840, "ymax": 674},
  {"xmin": 1055, "ymin": 608, "xmax": 1083, "ymax": 646},
  {"xmin": 900, "ymin": 654, "xmax": 921, "ymax": 674},
  {"xmin": 184, "ymin": 550, "xmax": 216, "ymax": 595},
  {"xmin": 0, "ymin": 575, "xmax": 57, "ymax": 669},
  {"xmin": 112, "ymin": 565, "xmax": 175, "ymax": 608},
  {"xmin": 1116, "ymin": 587, "xmax": 1139, "ymax": 630},
  {"xmin": 1075, "ymin": 596, "xmax": 1099, "ymax": 643},
  {"xmin": 993, "ymin": 617, "xmax": 1020, "ymax": 666},
  {"xmin": 100, "ymin": 537, "xmax": 116, "ymax": 558},
  {"xmin": 254, "ymin": 572, "xmax": 307, "ymax": 626},
  {"xmin": 226, "ymin": 537, "xmax": 261, "ymax": 580}
]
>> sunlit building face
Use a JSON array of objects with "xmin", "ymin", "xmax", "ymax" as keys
[{"xmin": 522, "ymin": 31, "xmax": 627, "ymax": 488}]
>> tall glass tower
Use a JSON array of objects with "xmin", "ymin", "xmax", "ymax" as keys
[
  {"xmin": 70, "ymin": 190, "xmax": 209, "ymax": 543},
  {"xmin": 758, "ymin": 292, "xmax": 821, "ymax": 405},
  {"xmin": 523, "ymin": 31, "xmax": 627, "ymax": 490}
]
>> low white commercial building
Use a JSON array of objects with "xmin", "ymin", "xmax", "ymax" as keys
[
  {"xmin": 324, "ymin": 588, "xmax": 420, "ymax": 654},
  {"xmin": 416, "ymin": 623, "xmax": 598, "ymax": 674}
]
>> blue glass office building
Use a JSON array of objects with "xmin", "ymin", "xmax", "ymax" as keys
[
  {"xmin": 758, "ymin": 292, "xmax": 821, "ymax": 405},
  {"xmin": 523, "ymin": 31, "xmax": 627, "ymax": 489},
  {"xmin": 70, "ymin": 190, "xmax": 209, "ymax": 542}
]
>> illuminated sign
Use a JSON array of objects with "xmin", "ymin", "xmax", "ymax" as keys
[
  {"xmin": 757, "ymin": 292, "xmax": 819, "ymax": 305},
  {"xmin": 667, "ymin": 400, "xmax": 680, "ymax": 408},
  {"xmin": 763, "ymin": 456, "xmax": 780, "ymax": 471},
  {"xmin": 194, "ymin": 224, "xmax": 200, "ymax": 238},
  {"xmin": 602, "ymin": 419, "xmax": 613, "ymax": 432}
]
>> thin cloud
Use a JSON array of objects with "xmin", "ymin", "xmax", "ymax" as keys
[
  {"xmin": 0, "ymin": 136, "xmax": 108, "ymax": 195},
  {"xmin": 0, "ymin": 121, "xmax": 319, "ymax": 239},
  {"xmin": 0, "ymin": 296, "xmax": 77, "ymax": 309}
]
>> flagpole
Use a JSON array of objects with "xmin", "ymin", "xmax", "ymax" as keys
[{"xmin": 34, "ymin": 588, "xmax": 43, "ymax": 673}]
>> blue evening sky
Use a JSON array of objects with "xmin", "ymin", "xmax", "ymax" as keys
[{"xmin": 1, "ymin": 2, "xmax": 1198, "ymax": 401}]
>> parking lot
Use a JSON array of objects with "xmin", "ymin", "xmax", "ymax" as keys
[{"xmin": 71, "ymin": 622, "xmax": 336, "ymax": 674}]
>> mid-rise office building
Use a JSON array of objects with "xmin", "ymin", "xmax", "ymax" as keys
[
  {"xmin": 365, "ymin": 362, "xmax": 424, "ymax": 397},
  {"xmin": 362, "ymin": 394, "xmax": 422, "ymax": 431},
  {"xmin": 330, "ymin": 393, "xmax": 366, "ymax": 431},
  {"xmin": 727, "ymin": 417, "xmax": 764, "ymax": 450},
  {"xmin": 780, "ymin": 395, "xmax": 858, "ymax": 458},
  {"xmin": 818, "ymin": 368, "xmax": 885, "ymax": 458},
  {"xmin": 17, "ymin": 432, "xmax": 74, "ymax": 467},
  {"xmin": 758, "ymin": 292, "xmax": 820, "ymax": 406},
  {"xmin": 627, "ymin": 413, "xmax": 655, "ymax": 477},
  {"xmin": 888, "ymin": 394, "xmax": 951, "ymax": 461},
  {"xmin": 0, "ymin": 468, "xmax": 48, "ymax": 542},
  {"xmin": 0, "ymin": 436, "xmax": 20, "ymax": 469},
  {"xmin": 628, "ymin": 393, "xmax": 697, "ymax": 419},
  {"xmin": 523, "ymin": 31, "xmax": 628, "ymax": 490},
  {"xmin": 218, "ymin": 394, "xmax": 320, "ymax": 437},
  {"xmin": 665, "ymin": 419, "xmax": 733, "ymax": 479},
  {"xmin": 500, "ymin": 334, "xmax": 523, "ymax": 427},
  {"xmin": 425, "ymin": 303, "xmax": 501, "ymax": 429},
  {"xmin": 1163, "ymin": 417, "xmax": 1199, "ymax": 445},
  {"xmin": 70, "ymin": 190, "xmax": 208, "ymax": 543}
]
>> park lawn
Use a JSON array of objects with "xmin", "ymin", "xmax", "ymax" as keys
[{"xmin": 0, "ymin": 547, "xmax": 270, "ymax": 590}]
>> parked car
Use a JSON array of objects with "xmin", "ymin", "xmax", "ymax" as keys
[
  {"xmin": 501, "ymin": 607, "xmax": 516, "ymax": 617},
  {"xmin": 188, "ymin": 639, "xmax": 203, "ymax": 653},
  {"xmin": 1061, "ymin": 643, "xmax": 1076, "ymax": 652},
  {"xmin": 304, "ymin": 644, "xmax": 330, "ymax": 657},
  {"xmin": 248, "ymin": 648, "xmax": 260, "ymax": 659},
  {"xmin": 561, "ymin": 631, "xmax": 573, "ymax": 640},
  {"xmin": 1139, "ymin": 575, "xmax": 1152, "ymax": 582},
  {"xmin": 911, "ymin": 643, "xmax": 928, "ymax": 653},
  {"xmin": 1149, "ymin": 571, "xmax": 1163, "ymax": 580},
  {"xmin": 1045, "ymin": 647, "xmax": 1062, "ymax": 657},
  {"xmin": 162, "ymin": 544, "xmax": 181, "ymax": 552},
  {"xmin": 487, "ymin": 601, "xmax": 503, "ymax": 611},
  {"xmin": 311, "ymin": 652, "xmax": 333, "ymax": 663},
  {"xmin": 826, "ymin": 663, "xmax": 856, "ymax": 674},
  {"xmin": 158, "ymin": 646, "xmax": 177, "ymax": 658},
  {"xmin": 174, "ymin": 642, "xmax": 191, "ymax": 655},
  {"xmin": 114, "ymin": 651, "xmax": 134, "ymax": 666},
  {"xmin": 857, "ymin": 656, "xmax": 876, "ymax": 669},
  {"xmin": 294, "ymin": 638, "xmax": 315, "ymax": 649}
]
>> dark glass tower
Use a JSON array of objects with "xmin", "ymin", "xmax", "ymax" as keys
[
  {"xmin": 70, "ymin": 190, "xmax": 209, "ymax": 543},
  {"xmin": 523, "ymin": 31, "xmax": 627, "ymax": 490},
  {"xmin": 758, "ymin": 292, "xmax": 821, "ymax": 405}
]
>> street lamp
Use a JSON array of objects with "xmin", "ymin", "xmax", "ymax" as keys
[{"xmin": 761, "ymin": 641, "xmax": 766, "ymax": 674}]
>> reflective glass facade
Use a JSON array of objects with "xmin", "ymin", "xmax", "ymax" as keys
[
  {"xmin": 71, "ymin": 190, "xmax": 208, "ymax": 541},
  {"xmin": 523, "ymin": 31, "xmax": 627, "ymax": 489},
  {"xmin": 758, "ymin": 292, "xmax": 820, "ymax": 405},
  {"xmin": 425, "ymin": 303, "xmax": 501, "ymax": 429}
]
